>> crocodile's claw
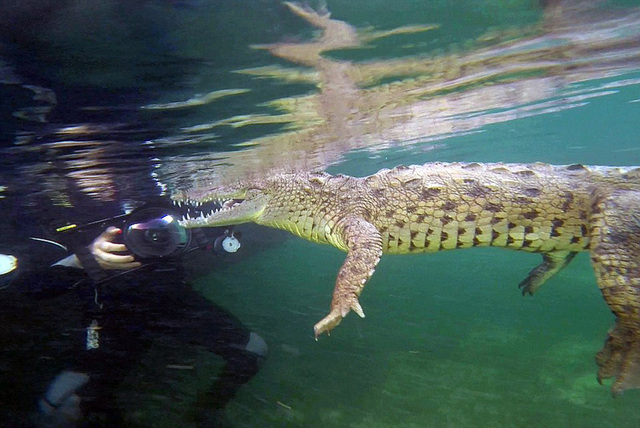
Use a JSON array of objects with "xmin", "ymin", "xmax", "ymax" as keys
[
  {"xmin": 314, "ymin": 308, "xmax": 343, "ymax": 339},
  {"xmin": 348, "ymin": 300, "xmax": 365, "ymax": 318},
  {"xmin": 596, "ymin": 322, "xmax": 640, "ymax": 396},
  {"xmin": 314, "ymin": 299, "xmax": 366, "ymax": 339}
]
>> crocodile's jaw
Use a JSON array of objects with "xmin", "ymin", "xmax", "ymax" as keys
[
  {"xmin": 174, "ymin": 173, "xmax": 333, "ymax": 233},
  {"xmin": 180, "ymin": 197, "xmax": 267, "ymax": 228},
  {"xmin": 176, "ymin": 180, "xmax": 270, "ymax": 228}
]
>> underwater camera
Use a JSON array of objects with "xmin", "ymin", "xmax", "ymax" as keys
[
  {"xmin": 121, "ymin": 206, "xmax": 191, "ymax": 259},
  {"xmin": 56, "ymin": 201, "xmax": 240, "ymax": 260}
]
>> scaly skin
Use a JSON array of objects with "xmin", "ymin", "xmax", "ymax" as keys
[{"xmin": 175, "ymin": 162, "xmax": 640, "ymax": 395}]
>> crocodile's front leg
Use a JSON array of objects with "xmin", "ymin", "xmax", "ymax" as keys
[{"xmin": 314, "ymin": 217, "xmax": 383, "ymax": 338}]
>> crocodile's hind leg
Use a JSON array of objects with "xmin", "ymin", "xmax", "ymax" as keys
[
  {"xmin": 590, "ymin": 190, "xmax": 640, "ymax": 396},
  {"xmin": 519, "ymin": 250, "xmax": 579, "ymax": 295}
]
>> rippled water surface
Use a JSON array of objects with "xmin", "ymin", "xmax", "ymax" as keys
[{"xmin": 2, "ymin": 1, "xmax": 640, "ymax": 426}]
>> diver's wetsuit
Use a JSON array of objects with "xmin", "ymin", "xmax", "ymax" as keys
[
  {"xmin": 1, "ymin": 232, "xmax": 267, "ymax": 426},
  {"xmin": 75, "ymin": 261, "xmax": 265, "ymax": 423}
]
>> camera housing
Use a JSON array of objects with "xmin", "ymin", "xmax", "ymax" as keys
[
  {"xmin": 122, "ymin": 207, "xmax": 191, "ymax": 259},
  {"xmin": 55, "ymin": 199, "xmax": 239, "ymax": 262}
]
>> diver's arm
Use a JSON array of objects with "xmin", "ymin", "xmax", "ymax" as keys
[
  {"xmin": 52, "ymin": 227, "xmax": 141, "ymax": 271},
  {"xmin": 13, "ymin": 227, "xmax": 141, "ymax": 299}
]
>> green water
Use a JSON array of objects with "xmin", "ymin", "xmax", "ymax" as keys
[
  {"xmin": 148, "ymin": 5, "xmax": 640, "ymax": 423},
  {"xmin": 201, "ymin": 90, "xmax": 638, "ymax": 427},
  {"xmin": 197, "ymin": 244, "xmax": 623, "ymax": 427},
  {"xmin": 124, "ymin": 74, "xmax": 640, "ymax": 427}
]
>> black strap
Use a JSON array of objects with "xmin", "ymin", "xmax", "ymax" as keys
[{"xmin": 73, "ymin": 245, "xmax": 109, "ymax": 284}]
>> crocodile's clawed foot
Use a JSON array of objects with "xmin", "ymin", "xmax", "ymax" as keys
[
  {"xmin": 518, "ymin": 251, "xmax": 578, "ymax": 296},
  {"xmin": 314, "ymin": 299, "xmax": 366, "ymax": 339},
  {"xmin": 314, "ymin": 308, "xmax": 342, "ymax": 339},
  {"xmin": 596, "ymin": 323, "xmax": 640, "ymax": 396},
  {"xmin": 518, "ymin": 277, "xmax": 538, "ymax": 296}
]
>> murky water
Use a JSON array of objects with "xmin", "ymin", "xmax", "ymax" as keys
[{"xmin": 1, "ymin": 1, "xmax": 640, "ymax": 426}]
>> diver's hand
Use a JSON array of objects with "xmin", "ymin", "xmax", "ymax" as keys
[{"xmin": 89, "ymin": 227, "xmax": 141, "ymax": 270}]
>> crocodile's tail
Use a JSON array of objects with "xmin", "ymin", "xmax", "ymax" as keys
[{"xmin": 589, "ymin": 188, "xmax": 640, "ymax": 395}]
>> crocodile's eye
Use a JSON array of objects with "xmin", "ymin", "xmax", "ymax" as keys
[{"xmin": 245, "ymin": 188, "xmax": 260, "ymax": 198}]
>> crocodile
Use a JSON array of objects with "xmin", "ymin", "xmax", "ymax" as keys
[{"xmin": 175, "ymin": 162, "xmax": 640, "ymax": 395}]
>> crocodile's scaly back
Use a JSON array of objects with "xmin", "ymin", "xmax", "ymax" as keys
[
  {"xmin": 177, "ymin": 161, "xmax": 640, "ymax": 396},
  {"xmin": 362, "ymin": 162, "xmax": 594, "ymax": 255}
]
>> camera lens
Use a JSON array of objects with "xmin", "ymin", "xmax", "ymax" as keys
[
  {"xmin": 123, "ymin": 208, "xmax": 191, "ymax": 259},
  {"xmin": 146, "ymin": 227, "xmax": 169, "ymax": 243}
]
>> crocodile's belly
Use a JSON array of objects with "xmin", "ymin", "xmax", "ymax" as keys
[{"xmin": 380, "ymin": 218, "xmax": 590, "ymax": 254}]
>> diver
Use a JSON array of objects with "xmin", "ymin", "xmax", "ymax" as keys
[{"xmin": 0, "ymin": 200, "xmax": 268, "ymax": 427}]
